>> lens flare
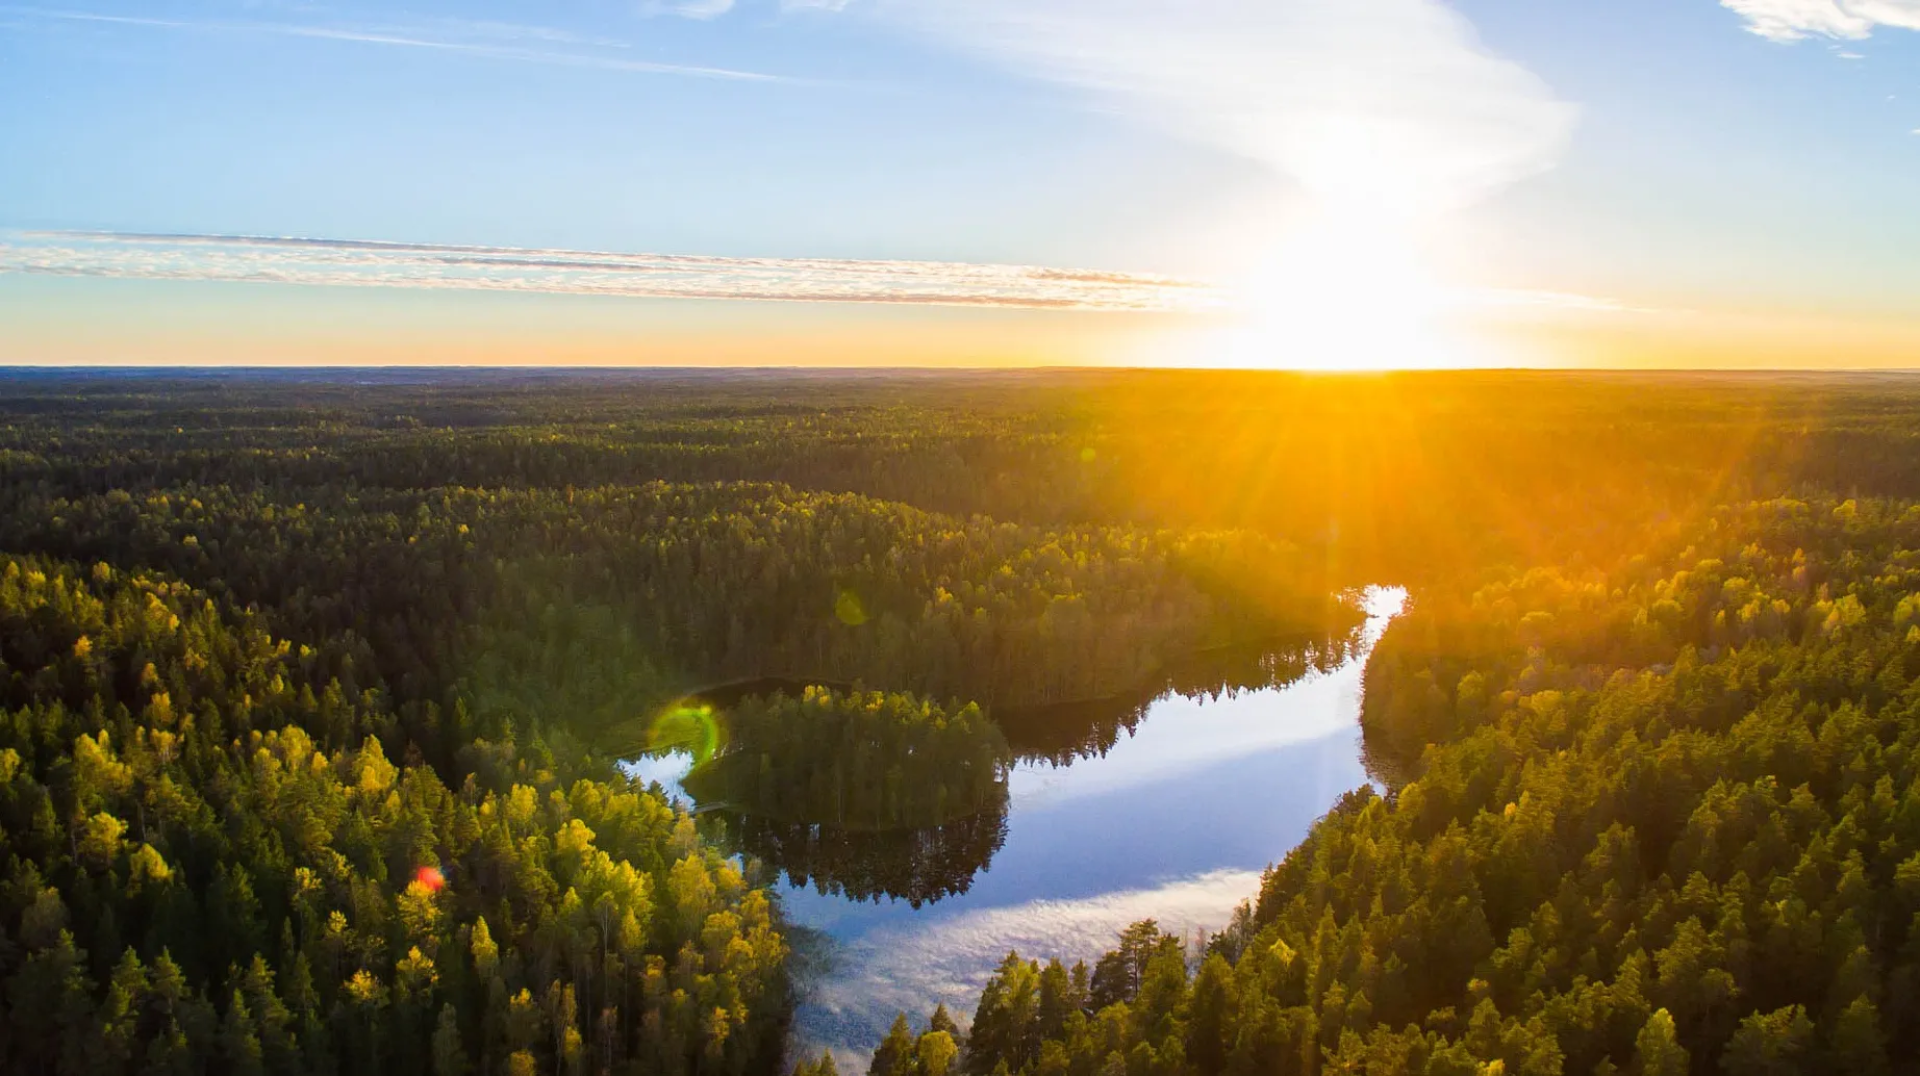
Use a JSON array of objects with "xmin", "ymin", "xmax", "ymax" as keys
[
  {"xmin": 414, "ymin": 865, "xmax": 446, "ymax": 893},
  {"xmin": 835, "ymin": 588, "xmax": 869, "ymax": 627},
  {"xmin": 648, "ymin": 700, "xmax": 727, "ymax": 765}
]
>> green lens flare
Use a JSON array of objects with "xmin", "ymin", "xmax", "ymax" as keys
[
  {"xmin": 647, "ymin": 700, "xmax": 726, "ymax": 765},
  {"xmin": 834, "ymin": 588, "xmax": 869, "ymax": 627}
]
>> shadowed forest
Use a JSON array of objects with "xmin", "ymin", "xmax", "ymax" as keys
[{"xmin": 4, "ymin": 368, "xmax": 1920, "ymax": 1075}]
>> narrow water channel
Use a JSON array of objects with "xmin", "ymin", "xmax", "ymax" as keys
[{"xmin": 628, "ymin": 587, "xmax": 1405, "ymax": 1065}]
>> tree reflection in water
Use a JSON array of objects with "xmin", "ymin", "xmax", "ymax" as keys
[
  {"xmin": 676, "ymin": 625, "xmax": 1363, "ymax": 907},
  {"xmin": 999, "ymin": 630, "xmax": 1360, "ymax": 765},
  {"xmin": 703, "ymin": 797, "xmax": 1011, "ymax": 909}
]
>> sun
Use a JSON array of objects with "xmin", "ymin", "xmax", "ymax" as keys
[{"xmin": 1204, "ymin": 206, "xmax": 1469, "ymax": 371}]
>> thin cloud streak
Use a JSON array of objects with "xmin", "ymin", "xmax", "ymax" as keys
[
  {"xmin": 0, "ymin": 5, "xmax": 784, "ymax": 81},
  {"xmin": 0, "ymin": 231, "xmax": 1633, "ymax": 317},
  {"xmin": 1, "ymin": 5, "xmax": 182, "ymax": 27},
  {"xmin": 0, "ymin": 232, "xmax": 1223, "ymax": 312}
]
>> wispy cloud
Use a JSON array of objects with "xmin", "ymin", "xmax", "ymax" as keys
[
  {"xmin": 0, "ymin": 232, "xmax": 1223, "ymax": 312},
  {"xmin": 1, "ymin": 5, "xmax": 181, "ymax": 28},
  {"xmin": 645, "ymin": 0, "xmax": 738, "ymax": 19},
  {"xmin": 834, "ymin": 0, "xmax": 1577, "ymax": 215},
  {"xmin": 0, "ymin": 5, "xmax": 782, "ymax": 80},
  {"xmin": 1722, "ymin": 0, "xmax": 1920, "ymax": 43},
  {"xmin": 0, "ymin": 231, "xmax": 1634, "ymax": 317}
]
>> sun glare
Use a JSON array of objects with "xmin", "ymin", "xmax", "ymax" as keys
[{"xmin": 1207, "ymin": 207, "xmax": 1469, "ymax": 371}]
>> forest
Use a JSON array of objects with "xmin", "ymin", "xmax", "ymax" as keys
[
  {"xmin": 935, "ymin": 496, "xmax": 1920, "ymax": 1076},
  {"xmin": 6, "ymin": 368, "xmax": 1920, "ymax": 1074}
]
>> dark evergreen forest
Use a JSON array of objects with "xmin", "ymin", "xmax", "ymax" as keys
[{"xmin": 5, "ymin": 368, "xmax": 1920, "ymax": 1075}]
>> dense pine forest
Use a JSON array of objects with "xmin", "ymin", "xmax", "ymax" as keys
[
  {"xmin": 6, "ymin": 368, "xmax": 1920, "ymax": 1075},
  {"xmin": 940, "ymin": 497, "xmax": 1920, "ymax": 1076}
]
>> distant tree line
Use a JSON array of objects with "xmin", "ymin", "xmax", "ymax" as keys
[{"xmin": 13, "ymin": 370, "xmax": 1920, "ymax": 584}]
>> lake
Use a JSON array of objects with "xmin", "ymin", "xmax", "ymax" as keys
[{"xmin": 627, "ymin": 587, "xmax": 1405, "ymax": 1066}]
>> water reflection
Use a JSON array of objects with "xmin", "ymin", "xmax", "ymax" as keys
[
  {"xmin": 798, "ymin": 868, "xmax": 1267, "ymax": 1059},
  {"xmin": 681, "ymin": 688, "xmax": 1008, "ymax": 835},
  {"xmin": 626, "ymin": 588, "xmax": 1404, "ymax": 1065},
  {"xmin": 1001, "ymin": 633, "xmax": 1357, "ymax": 766},
  {"xmin": 634, "ymin": 628, "xmax": 1361, "ymax": 910},
  {"xmin": 699, "ymin": 801, "xmax": 1010, "ymax": 909}
]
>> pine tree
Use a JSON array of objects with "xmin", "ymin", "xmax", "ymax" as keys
[
  {"xmin": 432, "ymin": 1004, "xmax": 471, "ymax": 1076},
  {"xmin": 1827, "ymin": 997, "xmax": 1889, "ymax": 1076},
  {"xmin": 1186, "ymin": 954, "xmax": 1236, "ymax": 1075},
  {"xmin": 870, "ymin": 1014, "xmax": 917, "ymax": 1076},
  {"xmin": 221, "ymin": 988, "xmax": 265, "ymax": 1076},
  {"xmin": 1632, "ymin": 1008, "xmax": 1688, "ymax": 1076}
]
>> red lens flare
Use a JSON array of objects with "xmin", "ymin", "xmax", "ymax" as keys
[{"xmin": 415, "ymin": 865, "xmax": 446, "ymax": 892}]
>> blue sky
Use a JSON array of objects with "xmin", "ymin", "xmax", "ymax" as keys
[{"xmin": 2, "ymin": 0, "xmax": 1917, "ymax": 367}]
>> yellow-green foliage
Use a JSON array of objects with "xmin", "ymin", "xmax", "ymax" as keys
[{"xmin": 0, "ymin": 556, "xmax": 786, "ymax": 1075}]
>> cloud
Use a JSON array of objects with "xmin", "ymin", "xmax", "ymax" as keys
[
  {"xmin": 1722, "ymin": 0, "xmax": 1920, "ymax": 42},
  {"xmin": 0, "ymin": 5, "xmax": 780, "ymax": 80},
  {"xmin": 645, "ymin": 0, "xmax": 738, "ymax": 19},
  {"xmin": 0, "ymin": 232, "xmax": 1223, "ymax": 312},
  {"xmin": 0, "ymin": 231, "xmax": 1629, "ymax": 317},
  {"xmin": 0, "ymin": 6, "xmax": 182, "ymax": 28},
  {"xmin": 849, "ymin": 0, "xmax": 1576, "ymax": 216}
]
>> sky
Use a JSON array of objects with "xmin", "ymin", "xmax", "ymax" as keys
[{"xmin": 1, "ymin": 0, "xmax": 1917, "ymax": 369}]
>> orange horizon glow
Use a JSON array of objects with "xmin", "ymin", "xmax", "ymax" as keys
[{"xmin": 2, "ymin": 275, "xmax": 1917, "ymax": 371}]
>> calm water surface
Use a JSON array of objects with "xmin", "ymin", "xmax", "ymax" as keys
[{"xmin": 628, "ymin": 588, "xmax": 1404, "ymax": 1065}]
